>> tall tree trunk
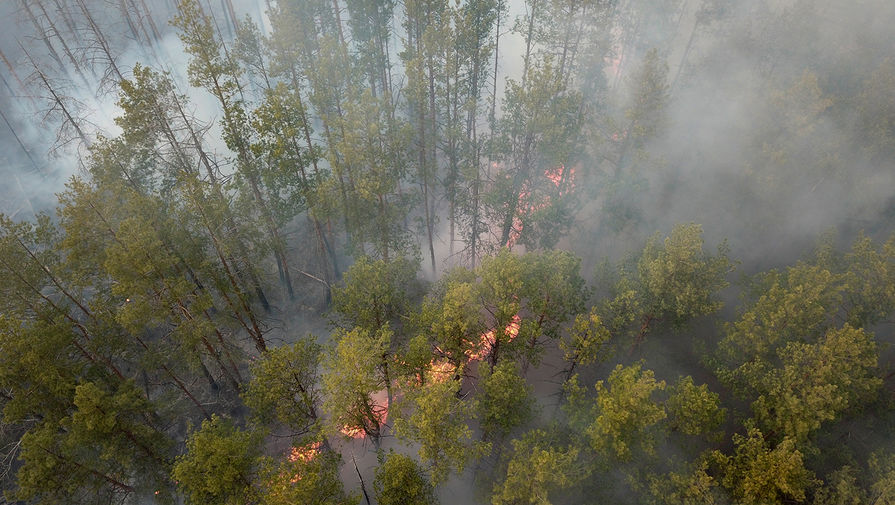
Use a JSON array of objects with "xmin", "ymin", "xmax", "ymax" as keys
[
  {"xmin": 33, "ymin": 0, "xmax": 92, "ymax": 88},
  {"xmin": 22, "ymin": 46, "xmax": 91, "ymax": 147},
  {"xmin": 76, "ymin": 0, "xmax": 125, "ymax": 86},
  {"xmin": 0, "ymin": 48, "xmax": 32, "ymax": 103},
  {"xmin": 0, "ymin": 101, "xmax": 40, "ymax": 175},
  {"xmin": 425, "ymin": 55, "xmax": 438, "ymax": 275},
  {"xmin": 168, "ymin": 86, "xmax": 272, "ymax": 313},
  {"xmin": 20, "ymin": 0, "xmax": 65, "ymax": 72},
  {"xmin": 521, "ymin": 0, "xmax": 539, "ymax": 88}
]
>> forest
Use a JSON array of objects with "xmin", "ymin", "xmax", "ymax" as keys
[{"xmin": 1, "ymin": 0, "xmax": 894, "ymax": 504}]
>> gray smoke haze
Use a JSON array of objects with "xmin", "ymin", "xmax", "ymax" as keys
[
  {"xmin": 2, "ymin": 0, "xmax": 895, "ymax": 503},
  {"xmin": 567, "ymin": 0, "xmax": 895, "ymax": 276},
  {"xmin": 0, "ymin": 0, "xmax": 271, "ymax": 219}
]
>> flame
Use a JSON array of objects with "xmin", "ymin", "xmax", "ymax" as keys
[
  {"xmin": 544, "ymin": 164, "xmax": 566, "ymax": 187},
  {"xmin": 339, "ymin": 425, "xmax": 365, "ymax": 438},
  {"xmin": 606, "ymin": 53, "xmax": 622, "ymax": 79},
  {"xmin": 426, "ymin": 358, "xmax": 456, "ymax": 383},
  {"xmin": 467, "ymin": 314, "xmax": 521, "ymax": 361},
  {"xmin": 504, "ymin": 165, "xmax": 576, "ymax": 248},
  {"xmin": 505, "ymin": 315, "xmax": 521, "ymax": 339},
  {"xmin": 605, "ymin": 25, "xmax": 624, "ymax": 80},
  {"xmin": 288, "ymin": 441, "xmax": 322, "ymax": 463},
  {"xmin": 339, "ymin": 389, "xmax": 389, "ymax": 439},
  {"xmin": 611, "ymin": 130, "xmax": 628, "ymax": 142},
  {"xmin": 287, "ymin": 442, "xmax": 322, "ymax": 482}
]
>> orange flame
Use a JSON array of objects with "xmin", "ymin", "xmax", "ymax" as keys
[
  {"xmin": 505, "ymin": 165, "xmax": 576, "ymax": 248},
  {"xmin": 287, "ymin": 442, "xmax": 322, "ymax": 482},
  {"xmin": 426, "ymin": 359, "xmax": 457, "ymax": 383},
  {"xmin": 339, "ymin": 389, "xmax": 389, "ymax": 439},
  {"xmin": 467, "ymin": 314, "xmax": 521, "ymax": 361},
  {"xmin": 544, "ymin": 164, "xmax": 566, "ymax": 187},
  {"xmin": 288, "ymin": 441, "xmax": 322, "ymax": 463}
]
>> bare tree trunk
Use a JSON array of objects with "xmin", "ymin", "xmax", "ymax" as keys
[
  {"xmin": 22, "ymin": 45, "xmax": 91, "ymax": 147},
  {"xmin": 351, "ymin": 453, "xmax": 372, "ymax": 505},
  {"xmin": 0, "ymin": 92, "xmax": 41, "ymax": 174},
  {"xmin": 20, "ymin": 0, "xmax": 65, "ymax": 72},
  {"xmin": 75, "ymin": 0, "xmax": 125, "ymax": 87},
  {"xmin": 51, "ymin": 0, "xmax": 84, "ymax": 47},
  {"xmin": 490, "ymin": 0, "xmax": 502, "ymax": 133},
  {"xmin": 425, "ymin": 55, "xmax": 438, "ymax": 275},
  {"xmin": 223, "ymin": 0, "xmax": 239, "ymax": 36},
  {"xmin": 33, "ymin": 0, "xmax": 91, "ymax": 88},
  {"xmin": 672, "ymin": 15, "xmax": 700, "ymax": 91},
  {"xmin": 521, "ymin": 0, "xmax": 539, "ymax": 88},
  {"xmin": 330, "ymin": 0, "xmax": 347, "ymax": 47},
  {"xmin": 118, "ymin": 0, "xmax": 142, "ymax": 43},
  {"xmin": 167, "ymin": 83, "xmax": 272, "ymax": 313},
  {"xmin": 137, "ymin": 0, "xmax": 163, "ymax": 43},
  {"xmin": 287, "ymin": 68, "xmax": 342, "ymax": 280},
  {"xmin": 0, "ymin": 48, "xmax": 32, "ymax": 102}
]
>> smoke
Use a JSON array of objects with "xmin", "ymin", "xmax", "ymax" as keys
[
  {"xmin": 569, "ymin": 0, "xmax": 895, "ymax": 276},
  {"xmin": 0, "ymin": 0, "xmax": 272, "ymax": 219},
  {"xmin": 3, "ymin": 0, "xmax": 895, "ymax": 503}
]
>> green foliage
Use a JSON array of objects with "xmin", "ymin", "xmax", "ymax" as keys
[
  {"xmin": 331, "ymin": 256, "xmax": 419, "ymax": 331},
  {"xmin": 488, "ymin": 53, "xmax": 585, "ymax": 249},
  {"xmin": 12, "ymin": 379, "xmax": 173, "ymax": 504},
  {"xmin": 718, "ymin": 233, "xmax": 894, "ymax": 384},
  {"xmin": 242, "ymin": 337, "xmax": 323, "ymax": 435},
  {"xmin": 0, "ymin": 311, "xmax": 173, "ymax": 503},
  {"xmin": 636, "ymin": 224, "xmax": 733, "ymax": 326},
  {"xmin": 588, "ymin": 363, "xmax": 666, "ymax": 461},
  {"xmin": 397, "ymin": 333, "xmax": 440, "ymax": 385},
  {"xmin": 171, "ymin": 0, "xmax": 241, "ymax": 94},
  {"xmin": 477, "ymin": 249, "xmax": 527, "ymax": 329},
  {"xmin": 869, "ymin": 452, "xmax": 895, "ymax": 505},
  {"xmin": 625, "ymin": 48, "xmax": 670, "ymax": 150},
  {"xmin": 602, "ymin": 223, "xmax": 733, "ymax": 344},
  {"xmin": 67, "ymin": 380, "xmax": 171, "ymax": 472},
  {"xmin": 751, "ymin": 324, "xmax": 880, "ymax": 443},
  {"xmin": 646, "ymin": 459, "xmax": 723, "ymax": 505},
  {"xmin": 840, "ymin": 233, "xmax": 895, "ymax": 327},
  {"xmin": 14, "ymin": 422, "xmax": 126, "ymax": 504},
  {"xmin": 600, "ymin": 274, "xmax": 642, "ymax": 335},
  {"xmin": 322, "ymin": 327, "xmax": 390, "ymax": 441},
  {"xmin": 666, "ymin": 376, "xmax": 725, "ymax": 437},
  {"xmin": 172, "ymin": 415, "xmax": 262, "ymax": 505},
  {"xmin": 256, "ymin": 451, "xmax": 356, "ymax": 505},
  {"xmin": 478, "ymin": 361, "xmax": 534, "ymax": 438},
  {"xmin": 393, "ymin": 379, "xmax": 483, "ymax": 484},
  {"xmin": 250, "ymin": 82, "xmax": 323, "ymax": 221},
  {"xmin": 328, "ymin": 88, "xmax": 414, "ymax": 260},
  {"xmin": 481, "ymin": 249, "xmax": 587, "ymax": 365},
  {"xmin": 492, "ymin": 430, "xmax": 581, "ymax": 505},
  {"xmin": 716, "ymin": 237, "xmax": 888, "ymax": 442},
  {"xmin": 0, "ymin": 316, "xmax": 78, "ymax": 425},
  {"xmin": 562, "ymin": 374, "xmax": 594, "ymax": 434},
  {"xmin": 4, "ymin": 1, "xmax": 895, "ymax": 501},
  {"xmin": 718, "ymin": 262, "xmax": 842, "ymax": 368},
  {"xmin": 416, "ymin": 250, "xmax": 586, "ymax": 369},
  {"xmin": 374, "ymin": 452, "xmax": 438, "ymax": 505},
  {"xmin": 813, "ymin": 466, "xmax": 865, "ymax": 505},
  {"xmin": 514, "ymin": 250, "xmax": 589, "ymax": 363},
  {"xmin": 415, "ymin": 267, "xmax": 483, "ymax": 370},
  {"xmin": 716, "ymin": 427, "xmax": 815, "ymax": 505},
  {"xmin": 560, "ymin": 307, "xmax": 613, "ymax": 368}
]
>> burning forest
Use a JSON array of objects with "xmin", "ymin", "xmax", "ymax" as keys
[{"xmin": 1, "ymin": 0, "xmax": 895, "ymax": 504}]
